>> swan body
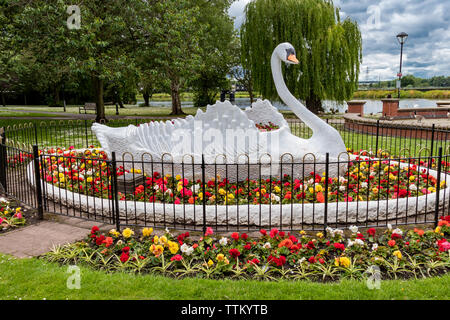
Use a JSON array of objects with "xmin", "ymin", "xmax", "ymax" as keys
[{"xmin": 92, "ymin": 43, "xmax": 347, "ymax": 181}]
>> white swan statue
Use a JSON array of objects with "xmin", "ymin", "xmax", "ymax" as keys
[{"xmin": 92, "ymin": 43, "xmax": 347, "ymax": 181}]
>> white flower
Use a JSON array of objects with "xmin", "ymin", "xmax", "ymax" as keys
[
  {"xmin": 180, "ymin": 243, "xmax": 194, "ymax": 256},
  {"xmin": 370, "ymin": 171, "xmax": 376, "ymax": 177},
  {"xmin": 270, "ymin": 193, "xmax": 280, "ymax": 202},
  {"xmin": 387, "ymin": 224, "xmax": 393, "ymax": 231},
  {"xmin": 219, "ymin": 237, "xmax": 228, "ymax": 246},
  {"xmin": 393, "ymin": 228, "xmax": 403, "ymax": 235},
  {"xmin": 339, "ymin": 176, "xmax": 347, "ymax": 184},
  {"xmin": 153, "ymin": 184, "xmax": 159, "ymax": 191},
  {"xmin": 372, "ymin": 243, "xmax": 378, "ymax": 251},
  {"xmin": 349, "ymin": 225, "xmax": 358, "ymax": 233},
  {"xmin": 263, "ymin": 242, "xmax": 271, "ymax": 249},
  {"xmin": 409, "ymin": 184, "xmax": 417, "ymax": 191},
  {"xmin": 339, "ymin": 186, "xmax": 346, "ymax": 192},
  {"xmin": 347, "ymin": 239, "xmax": 355, "ymax": 247},
  {"xmin": 360, "ymin": 182, "xmax": 368, "ymax": 189},
  {"xmin": 355, "ymin": 239, "xmax": 364, "ymax": 246},
  {"xmin": 191, "ymin": 184, "xmax": 200, "ymax": 193},
  {"xmin": 307, "ymin": 178, "xmax": 314, "ymax": 185},
  {"xmin": 0, "ymin": 197, "xmax": 7, "ymax": 203}
]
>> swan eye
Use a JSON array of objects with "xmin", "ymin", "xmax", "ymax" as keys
[{"xmin": 286, "ymin": 48, "xmax": 296, "ymax": 60}]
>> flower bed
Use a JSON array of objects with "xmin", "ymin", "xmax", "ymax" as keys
[
  {"xmin": 0, "ymin": 197, "xmax": 26, "ymax": 232},
  {"xmin": 43, "ymin": 217, "xmax": 450, "ymax": 281},
  {"xmin": 38, "ymin": 147, "xmax": 447, "ymax": 205}
]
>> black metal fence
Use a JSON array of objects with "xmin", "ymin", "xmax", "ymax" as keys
[{"xmin": 0, "ymin": 118, "xmax": 449, "ymax": 233}]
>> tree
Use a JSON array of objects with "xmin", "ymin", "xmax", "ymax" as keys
[
  {"xmin": 137, "ymin": 0, "xmax": 203, "ymax": 115},
  {"xmin": 190, "ymin": 0, "xmax": 239, "ymax": 108},
  {"xmin": 241, "ymin": 0, "xmax": 362, "ymax": 113},
  {"xmin": 14, "ymin": 0, "xmax": 142, "ymax": 121}
]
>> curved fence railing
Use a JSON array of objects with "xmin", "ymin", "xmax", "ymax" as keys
[{"xmin": 0, "ymin": 118, "xmax": 449, "ymax": 232}]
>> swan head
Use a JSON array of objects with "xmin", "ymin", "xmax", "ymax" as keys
[{"xmin": 274, "ymin": 42, "xmax": 299, "ymax": 65}]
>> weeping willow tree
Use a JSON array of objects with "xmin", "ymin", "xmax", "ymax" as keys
[{"xmin": 241, "ymin": 0, "xmax": 362, "ymax": 113}]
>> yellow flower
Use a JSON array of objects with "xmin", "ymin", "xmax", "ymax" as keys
[
  {"xmin": 198, "ymin": 192, "xmax": 203, "ymax": 200},
  {"xmin": 393, "ymin": 250, "xmax": 402, "ymax": 260},
  {"xmin": 122, "ymin": 228, "xmax": 134, "ymax": 238},
  {"xmin": 309, "ymin": 187, "xmax": 314, "ymax": 194},
  {"xmin": 274, "ymin": 186, "xmax": 281, "ymax": 193},
  {"xmin": 299, "ymin": 230, "xmax": 306, "ymax": 235},
  {"xmin": 86, "ymin": 177, "xmax": 93, "ymax": 183},
  {"xmin": 316, "ymin": 232, "xmax": 324, "ymax": 238},
  {"xmin": 315, "ymin": 184, "xmax": 323, "ymax": 193},
  {"xmin": 336, "ymin": 257, "xmax": 351, "ymax": 268},
  {"xmin": 372, "ymin": 187, "xmax": 379, "ymax": 194},
  {"xmin": 218, "ymin": 188, "xmax": 226, "ymax": 196},
  {"xmin": 109, "ymin": 229, "xmax": 120, "ymax": 237},
  {"xmin": 435, "ymin": 226, "xmax": 441, "ymax": 233},
  {"xmin": 428, "ymin": 187, "xmax": 436, "ymax": 193},
  {"xmin": 159, "ymin": 235, "xmax": 168, "ymax": 245},
  {"xmin": 150, "ymin": 244, "xmax": 164, "ymax": 257},
  {"xmin": 175, "ymin": 174, "xmax": 181, "ymax": 180},
  {"xmin": 261, "ymin": 188, "xmax": 266, "ymax": 195},
  {"xmin": 15, "ymin": 207, "xmax": 21, "ymax": 213},
  {"xmin": 216, "ymin": 253, "xmax": 225, "ymax": 262},
  {"xmin": 153, "ymin": 235, "xmax": 159, "ymax": 244},
  {"xmin": 207, "ymin": 259, "xmax": 214, "ymax": 267},
  {"xmin": 142, "ymin": 228, "xmax": 153, "ymax": 237},
  {"xmin": 168, "ymin": 241, "xmax": 179, "ymax": 254},
  {"xmin": 409, "ymin": 175, "xmax": 416, "ymax": 182}
]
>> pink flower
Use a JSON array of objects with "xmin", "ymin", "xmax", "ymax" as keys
[
  {"xmin": 205, "ymin": 227, "xmax": 214, "ymax": 236},
  {"xmin": 14, "ymin": 212, "xmax": 23, "ymax": 219}
]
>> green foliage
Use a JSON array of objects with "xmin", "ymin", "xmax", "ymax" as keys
[
  {"xmin": 241, "ymin": 0, "xmax": 362, "ymax": 111},
  {"xmin": 190, "ymin": 0, "xmax": 239, "ymax": 108}
]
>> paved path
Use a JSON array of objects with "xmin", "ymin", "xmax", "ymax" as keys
[{"xmin": 0, "ymin": 217, "xmax": 112, "ymax": 258}]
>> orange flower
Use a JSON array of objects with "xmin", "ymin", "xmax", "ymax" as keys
[
  {"xmin": 316, "ymin": 191, "xmax": 325, "ymax": 203},
  {"xmin": 388, "ymin": 240, "xmax": 396, "ymax": 247},
  {"xmin": 278, "ymin": 239, "xmax": 293, "ymax": 249},
  {"xmin": 188, "ymin": 197, "xmax": 195, "ymax": 204},
  {"xmin": 414, "ymin": 228, "xmax": 425, "ymax": 236},
  {"xmin": 438, "ymin": 220, "xmax": 449, "ymax": 227}
]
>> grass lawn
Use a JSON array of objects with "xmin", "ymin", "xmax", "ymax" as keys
[{"xmin": 0, "ymin": 254, "xmax": 448, "ymax": 300}]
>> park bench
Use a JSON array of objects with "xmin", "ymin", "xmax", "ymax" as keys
[{"xmin": 79, "ymin": 102, "xmax": 97, "ymax": 114}]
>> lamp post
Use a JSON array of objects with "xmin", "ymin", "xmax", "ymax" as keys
[
  {"xmin": 115, "ymin": 90, "xmax": 119, "ymax": 115},
  {"xmin": 396, "ymin": 32, "xmax": 408, "ymax": 99}
]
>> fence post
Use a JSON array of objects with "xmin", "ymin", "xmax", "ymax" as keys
[
  {"xmin": 111, "ymin": 152, "xmax": 121, "ymax": 231},
  {"xmin": 434, "ymin": 147, "xmax": 443, "ymax": 227},
  {"xmin": 32, "ymin": 145, "xmax": 44, "ymax": 220},
  {"xmin": 324, "ymin": 153, "xmax": 329, "ymax": 235},
  {"xmin": 429, "ymin": 124, "xmax": 436, "ymax": 166},
  {"xmin": 0, "ymin": 128, "xmax": 7, "ymax": 192},
  {"xmin": 375, "ymin": 120, "xmax": 380, "ymax": 156},
  {"xmin": 201, "ymin": 154, "xmax": 207, "ymax": 234}
]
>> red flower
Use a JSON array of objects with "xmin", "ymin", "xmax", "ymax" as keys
[
  {"xmin": 231, "ymin": 232, "xmax": 239, "ymax": 241},
  {"xmin": 308, "ymin": 256, "xmax": 317, "ymax": 263},
  {"xmin": 91, "ymin": 226, "xmax": 99, "ymax": 234},
  {"xmin": 391, "ymin": 233, "xmax": 402, "ymax": 240},
  {"xmin": 170, "ymin": 254, "xmax": 183, "ymax": 261},
  {"xmin": 241, "ymin": 233, "xmax": 248, "ymax": 240},
  {"xmin": 95, "ymin": 235, "xmax": 105, "ymax": 246},
  {"xmin": 319, "ymin": 258, "xmax": 325, "ymax": 264},
  {"xmin": 333, "ymin": 242, "xmax": 345, "ymax": 251},
  {"xmin": 260, "ymin": 229, "xmax": 267, "ymax": 236},
  {"xmin": 120, "ymin": 252, "xmax": 129, "ymax": 262},
  {"xmin": 229, "ymin": 248, "xmax": 241, "ymax": 258},
  {"xmin": 122, "ymin": 246, "xmax": 130, "ymax": 252},
  {"xmin": 248, "ymin": 258, "xmax": 260, "ymax": 265},
  {"xmin": 279, "ymin": 231, "xmax": 285, "ymax": 238},
  {"xmin": 269, "ymin": 228, "xmax": 278, "ymax": 238},
  {"xmin": 367, "ymin": 228, "xmax": 376, "ymax": 236}
]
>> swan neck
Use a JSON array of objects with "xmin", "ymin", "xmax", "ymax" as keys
[{"xmin": 271, "ymin": 53, "xmax": 325, "ymax": 133}]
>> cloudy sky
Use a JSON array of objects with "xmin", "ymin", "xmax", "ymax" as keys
[{"xmin": 229, "ymin": 0, "xmax": 450, "ymax": 80}]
